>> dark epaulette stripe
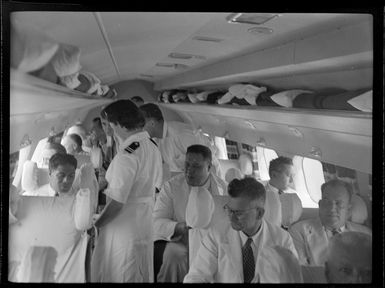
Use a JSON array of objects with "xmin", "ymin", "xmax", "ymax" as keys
[{"xmin": 149, "ymin": 138, "xmax": 158, "ymax": 147}]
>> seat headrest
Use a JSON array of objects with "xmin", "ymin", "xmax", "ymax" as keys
[
  {"xmin": 89, "ymin": 147, "xmax": 103, "ymax": 169},
  {"xmin": 238, "ymin": 153, "xmax": 253, "ymax": 176},
  {"xmin": 350, "ymin": 194, "xmax": 368, "ymax": 224},
  {"xmin": 225, "ymin": 167, "xmax": 243, "ymax": 183},
  {"xmin": 279, "ymin": 193, "xmax": 303, "ymax": 227},
  {"xmin": 22, "ymin": 161, "xmax": 49, "ymax": 192}
]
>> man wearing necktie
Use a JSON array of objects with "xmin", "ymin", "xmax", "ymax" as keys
[
  {"xmin": 289, "ymin": 179, "xmax": 372, "ymax": 267},
  {"xmin": 184, "ymin": 177, "xmax": 301, "ymax": 283},
  {"xmin": 264, "ymin": 157, "xmax": 302, "ymax": 229}
]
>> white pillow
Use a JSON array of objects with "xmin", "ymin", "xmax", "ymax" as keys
[
  {"xmin": 347, "ymin": 90, "xmax": 372, "ymax": 112},
  {"xmin": 21, "ymin": 161, "xmax": 39, "ymax": 192},
  {"xmin": 271, "ymin": 90, "xmax": 313, "ymax": 108},
  {"xmin": 51, "ymin": 44, "xmax": 81, "ymax": 77},
  {"xmin": 185, "ymin": 186, "xmax": 215, "ymax": 229}
]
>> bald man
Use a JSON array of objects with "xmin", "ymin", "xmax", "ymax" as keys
[
  {"xmin": 61, "ymin": 134, "xmax": 87, "ymax": 156},
  {"xmin": 325, "ymin": 231, "xmax": 372, "ymax": 284}
]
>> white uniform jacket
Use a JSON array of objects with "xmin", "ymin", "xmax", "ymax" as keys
[
  {"xmin": 288, "ymin": 217, "xmax": 372, "ymax": 266},
  {"xmin": 153, "ymin": 172, "xmax": 227, "ymax": 241},
  {"xmin": 184, "ymin": 219, "xmax": 299, "ymax": 283},
  {"xmin": 264, "ymin": 182, "xmax": 283, "ymax": 227},
  {"xmin": 159, "ymin": 121, "xmax": 222, "ymax": 179},
  {"xmin": 91, "ymin": 131, "xmax": 162, "ymax": 282}
]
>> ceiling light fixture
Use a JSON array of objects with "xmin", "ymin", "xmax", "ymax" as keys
[{"xmin": 226, "ymin": 13, "xmax": 279, "ymax": 25}]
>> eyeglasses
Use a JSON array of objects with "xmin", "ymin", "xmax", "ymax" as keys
[
  {"xmin": 319, "ymin": 199, "xmax": 347, "ymax": 210},
  {"xmin": 223, "ymin": 204, "xmax": 258, "ymax": 218}
]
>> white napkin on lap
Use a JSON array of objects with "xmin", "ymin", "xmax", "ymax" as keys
[{"xmin": 185, "ymin": 186, "xmax": 215, "ymax": 229}]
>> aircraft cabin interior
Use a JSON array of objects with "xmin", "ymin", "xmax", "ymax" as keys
[{"xmin": 5, "ymin": 9, "xmax": 380, "ymax": 284}]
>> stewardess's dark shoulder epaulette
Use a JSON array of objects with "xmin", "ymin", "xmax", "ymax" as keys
[{"xmin": 124, "ymin": 142, "xmax": 140, "ymax": 154}]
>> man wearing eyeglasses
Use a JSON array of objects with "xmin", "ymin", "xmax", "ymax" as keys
[
  {"xmin": 288, "ymin": 179, "xmax": 371, "ymax": 267},
  {"xmin": 184, "ymin": 177, "xmax": 300, "ymax": 283}
]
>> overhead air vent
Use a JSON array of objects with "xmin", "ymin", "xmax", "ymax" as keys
[
  {"xmin": 156, "ymin": 63, "xmax": 175, "ymax": 68},
  {"xmin": 192, "ymin": 36, "xmax": 224, "ymax": 43},
  {"xmin": 248, "ymin": 27, "xmax": 274, "ymax": 35},
  {"xmin": 226, "ymin": 13, "xmax": 279, "ymax": 25},
  {"xmin": 140, "ymin": 74, "xmax": 154, "ymax": 78},
  {"xmin": 155, "ymin": 63, "xmax": 189, "ymax": 70},
  {"xmin": 169, "ymin": 52, "xmax": 206, "ymax": 60}
]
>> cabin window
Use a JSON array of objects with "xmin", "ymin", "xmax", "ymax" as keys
[
  {"xmin": 302, "ymin": 157, "xmax": 325, "ymax": 205},
  {"xmin": 225, "ymin": 139, "xmax": 240, "ymax": 159},
  {"xmin": 256, "ymin": 147, "xmax": 278, "ymax": 181},
  {"xmin": 214, "ymin": 136, "xmax": 228, "ymax": 160}
]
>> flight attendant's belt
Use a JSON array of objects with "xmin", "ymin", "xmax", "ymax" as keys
[{"xmin": 125, "ymin": 196, "xmax": 154, "ymax": 204}]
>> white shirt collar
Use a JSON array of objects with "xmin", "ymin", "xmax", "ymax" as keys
[
  {"xmin": 189, "ymin": 175, "xmax": 211, "ymax": 192},
  {"xmin": 120, "ymin": 131, "xmax": 150, "ymax": 152},
  {"xmin": 267, "ymin": 182, "xmax": 280, "ymax": 194},
  {"xmin": 48, "ymin": 184, "xmax": 58, "ymax": 197},
  {"xmin": 239, "ymin": 220, "xmax": 264, "ymax": 246}
]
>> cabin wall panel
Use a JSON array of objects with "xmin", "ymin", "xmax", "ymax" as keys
[{"xmin": 301, "ymin": 129, "xmax": 371, "ymax": 173}]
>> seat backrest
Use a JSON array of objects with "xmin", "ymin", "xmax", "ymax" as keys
[
  {"xmin": 21, "ymin": 160, "xmax": 49, "ymax": 192},
  {"xmin": 349, "ymin": 194, "xmax": 368, "ymax": 225},
  {"xmin": 218, "ymin": 159, "xmax": 243, "ymax": 183},
  {"xmin": 279, "ymin": 193, "xmax": 303, "ymax": 227},
  {"xmin": 17, "ymin": 246, "xmax": 58, "ymax": 282}
]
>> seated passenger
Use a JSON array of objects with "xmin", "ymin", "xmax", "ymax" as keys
[
  {"xmin": 61, "ymin": 133, "xmax": 88, "ymax": 156},
  {"xmin": 140, "ymin": 103, "xmax": 222, "ymax": 181},
  {"xmin": 288, "ymin": 179, "xmax": 372, "ymax": 266},
  {"xmin": 183, "ymin": 177, "xmax": 299, "ymax": 283},
  {"xmin": 39, "ymin": 141, "xmax": 67, "ymax": 168},
  {"xmin": 325, "ymin": 231, "xmax": 372, "ymax": 283},
  {"xmin": 264, "ymin": 156, "xmax": 302, "ymax": 228},
  {"xmin": 153, "ymin": 144, "xmax": 227, "ymax": 282},
  {"xmin": 9, "ymin": 153, "xmax": 94, "ymax": 282},
  {"xmin": 23, "ymin": 142, "xmax": 66, "ymax": 196}
]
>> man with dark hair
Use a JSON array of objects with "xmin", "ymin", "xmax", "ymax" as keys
[
  {"xmin": 90, "ymin": 99, "xmax": 163, "ymax": 283},
  {"xmin": 9, "ymin": 152, "xmax": 95, "ymax": 282},
  {"xmin": 184, "ymin": 177, "xmax": 299, "ymax": 283},
  {"xmin": 289, "ymin": 179, "xmax": 371, "ymax": 266},
  {"xmin": 154, "ymin": 144, "xmax": 227, "ymax": 282},
  {"xmin": 140, "ymin": 103, "xmax": 222, "ymax": 182},
  {"xmin": 264, "ymin": 156, "xmax": 302, "ymax": 228}
]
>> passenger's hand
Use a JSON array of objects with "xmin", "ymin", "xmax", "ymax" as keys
[{"xmin": 172, "ymin": 222, "xmax": 191, "ymax": 239}]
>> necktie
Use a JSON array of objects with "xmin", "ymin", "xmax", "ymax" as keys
[
  {"xmin": 242, "ymin": 238, "xmax": 255, "ymax": 283},
  {"xmin": 278, "ymin": 189, "xmax": 284, "ymax": 195}
]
